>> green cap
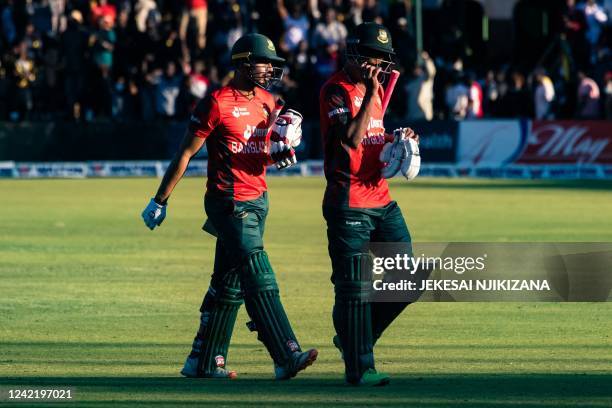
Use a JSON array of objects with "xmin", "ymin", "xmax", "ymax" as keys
[
  {"xmin": 231, "ymin": 33, "xmax": 285, "ymax": 65},
  {"xmin": 347, "ymin": 22, "xmax": 395, "ymax": 56}
]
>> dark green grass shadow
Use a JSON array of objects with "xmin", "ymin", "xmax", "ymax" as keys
[{"xmin": 2, "ymin": 374, "xmax": 611, "ymax": 407}]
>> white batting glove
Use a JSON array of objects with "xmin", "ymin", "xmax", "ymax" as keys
[
  {"xmin": 270, "ymin": 141, "xmax": 297, "ymax": 169},
  {"xmin": 271, "ymin": 109, "xmax": 303, "ymax": 148},
  {"xmin": 400, "ymin": 138, "xmax": 421, "ymax": 180},
  {"xmin": 141, "ymin": 198, "xmax": 166, "ymax": 230},
  {"xmin": 394, "ymin": 127, "xmax": 418, "ymax": 142},
  {"xmin": 380, "ymin": 128, "xmax": 420, "ymax": 179},
  {"xmin": 270, "ymin": 109, "xmax": 301, "ymax": 169}
]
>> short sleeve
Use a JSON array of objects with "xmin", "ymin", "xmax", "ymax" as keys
[
  {"xmin": 189, "ymin": 94, "xmax": 221, "ymax": 139},
  {"xmin": 322, "ymin": 84, "xmax": 350, "ymax": 126}
]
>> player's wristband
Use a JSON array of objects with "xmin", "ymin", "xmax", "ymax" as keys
[{"xmin": 154, "ymin": 197, "xmax": 168, "ymax": 206}]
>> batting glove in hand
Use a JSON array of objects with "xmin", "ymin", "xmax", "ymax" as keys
[
  {"xmin": 270, "ymin": 141, "xmax": 297, "ymax": 169},
  {"xmin": 142, "ymin": 198, "xmax": 166, "ymax": 230},
  {"xmin": 380, "ymin": 127, "xmax": 420, "ymax": 179},
  {"xmin": 270, "ymin": 109, "xmax": 302, "ymax": 169}
]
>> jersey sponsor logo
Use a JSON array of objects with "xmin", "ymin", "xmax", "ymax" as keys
[
  {"xmin": 362, "ymin": 134, "xmax": 386, "ymax": 145},
  {"xmin": 328, "ymin": 107, "xmax": 350, "ymax": 118},
  {"xmin": 232, "ymin": 106, "xmax": 251, "ymax": 118},
  {"xmin": 346, "ymin": 220, "xmax": 362, "ymax": 226},
  {"xmin": 231, "ymin": 140, "xmax": 269, "ymax": 154},
  {"xmin": 243, "ymin": 124, "xmax": 268, "ymax": 140},
  {"xmin": 354, "ymin": 96, "xmax": 363, "ymax": 108},
  {"xmin": 367, "ymin": 118, "xmax": 383, "ymax": 130}
]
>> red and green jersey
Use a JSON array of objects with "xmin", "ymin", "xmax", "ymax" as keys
[
  {"xmin": 189, "ymin": 85, "xmax": 275, "ymax": 201},
  {"xmin": 319, "ymin": 70, "xmax": 391, "ymax": 209}
]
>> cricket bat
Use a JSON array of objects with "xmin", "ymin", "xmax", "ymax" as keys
[{"xmin": 381, "ymin": 70, "xmax": 400, "ymax": 116}]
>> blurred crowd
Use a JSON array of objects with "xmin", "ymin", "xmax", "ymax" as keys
[{"xmin": 0, "ymin": 0, "xmax": 610, "ymax": 123}]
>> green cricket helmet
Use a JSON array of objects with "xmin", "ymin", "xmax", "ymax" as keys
[
  {"xmin": 231, "ymin": 33, "xmax": 285, "ymax": 89},
  {"xmin": 345, "ymin": 22, "xmax": 396, "ymax": 81}
]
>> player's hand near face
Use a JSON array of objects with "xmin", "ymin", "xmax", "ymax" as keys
[{"xmin": 361, "ymin": 62, "xmax": 382, "ymax": 95}]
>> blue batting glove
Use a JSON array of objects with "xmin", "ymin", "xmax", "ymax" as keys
[{"xmin": 142, "ymin": 198, "xmax": 166, "ymax": 230}]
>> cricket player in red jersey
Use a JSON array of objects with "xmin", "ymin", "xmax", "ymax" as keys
[
  {"xmin": 319, "ymin": 23, "xmax": 420, "ymax": 386},
  {"xmin": 141, "ymin": 33, "xmax": 317, "ymax": 379}
]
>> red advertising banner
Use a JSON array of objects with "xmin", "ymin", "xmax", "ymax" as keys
[{"xmin": 517, "ymin": 121, "xmax": 612, "ymax": 164}]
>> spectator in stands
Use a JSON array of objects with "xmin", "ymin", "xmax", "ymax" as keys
[
  {"xmin": 482, "ymin": 70, "xmax": 499, "ymax": 117},
  {"xmin": 467, "ymin": 72, "xmax": 484, "ymax": 119},
  {"xmin": 43, "ymin": 36, "xmax": 62, "ymax": 115},
  {"xmin": 139, "ymin": 53, "xmax": 159, "ymax": 121},
  {"xmin": 23, "ymin": 22, "xmax": 43, "ymax": 62},
  {"xmin": 185, "ymin": 59, "xmax": 211, "ymax": 111},
  {"xmin": 278, "ymin": 0, "xmax": 310, "ymax": 53},
  {"xmin": 404, "ymin": 51, "xmax": 436, "ymax": 121},
  {"xmin": 91, "ymin": 15, "xmax": 116, "ymax": 117},
  {"xmin": 564, "ymin": 0, "xmax": 588, "ymax": 70},
  {"xmin": 362, "ymin": 0, "xmax": 383, "ymax": 24},
  {"xmin": 49, "ymin": 0, "xmax": 66, "ymax": 34},
  {"xmin": 61, "ymin": 10, "xmax": 88, "ymax": 120},
  {"xmin": 112, "ymin": 75, "xmax": 127, "ymax": 118},
  {"xmin": 30, "ymin": 1, "xmax": 52, "ymax": 37},
  {"xmin": 576, "ymin": 71, "xmax": 601, "ymax": 119},
  {"xmin": 208, "ymin": 0, "xmax": 243, "ymax": 73},
  {"xmin": 134, "ymin": 0, "xmax": 159, "ymax": 33},
  {"xmin": 502, "ymin": 71, "xmax": 531, "ymax": 118},
  {"xmin": 91, "ymin": 0, "xmax": 117, "ymax": 28},
  {"xmin": 155, "ymin": 60, "xmax": 182, "ymax": 119},
  {"xmin": 534, "ymin": 68, "xmax": 556, "ymax": 120},
  {"xmin": 312, "ymin": 7, "xmax": 347, "ymax": 51},
  {"xmin": 445, "ymin": 71, "xmax": 469, "ymax": 120},
  {"xmin": 11, "ymin": 42, "xmax": 36, "ymax": 121},
  {"xmin": 91, "ymin": 15, "xmax": 115, "ymax": 76},
  {"xmin": 0, "ymin": 0, "xmax": 607, "ymax": 125},
  {"xmin": 577, "ymin": 0, "xmax": 608, "ymax": 65},
  {"xmin": 179, "ymin": 0, "xmax": 208, "ymax": 50},
  {"xmin": 1, "ymin": 1, "xmax": 17, "ymax": 46}
]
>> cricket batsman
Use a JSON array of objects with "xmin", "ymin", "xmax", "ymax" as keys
[
  {"xmin": 319, "ymin": 22, "xmax": 420, "ymax": 386},
  {"xmin": 141, "ymin": 33, "xmax": 317, "ymax": 379}
]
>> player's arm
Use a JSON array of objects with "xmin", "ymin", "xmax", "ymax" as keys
[
  {"xmin": 142, "ymin": 95, "xmax": 219, "ymax": 230},
  {"xmin": 153, "ymin": 131, "xmax": 205, "ymax": 204},
  {"xmin": 327, "ymin": 65, "xmax": 382, "ymax": 149}
]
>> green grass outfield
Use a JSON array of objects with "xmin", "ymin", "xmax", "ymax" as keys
[{"xmin": 1, "ymin": 177, "xmax": 611, "ymax": 407}]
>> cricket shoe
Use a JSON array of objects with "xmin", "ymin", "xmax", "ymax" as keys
[
  {"xmin": 180, "ymin": 356, "xmax": 237, "ymax": 379},
  {"xmin": 274, "ymin": 349, "xmax": 318, "ymax": 380},
  {"xmin": 351, "ymin": 368, "xmax": 390, "ymax": 387}
]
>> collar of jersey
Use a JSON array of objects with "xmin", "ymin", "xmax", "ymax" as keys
[
  {"xmin": 230, "ymin": 84, "xmax": 262, "ymax": 103},
  {"xmin": 341, "ymin": 68, "xmax": 366, "ymax": 97}
]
